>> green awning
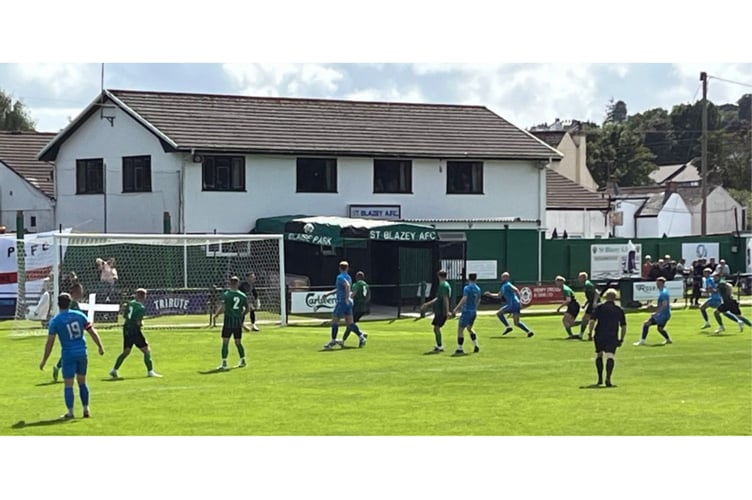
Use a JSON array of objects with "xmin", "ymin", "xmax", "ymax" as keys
[{"xmin": 253, "ymin": 215, "xmax": 438, "ymax": 247}]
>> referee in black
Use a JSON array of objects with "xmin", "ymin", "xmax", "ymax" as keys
[{"xmin": 587, "ymin": 288, "xmax": 626, "ymax": 387}]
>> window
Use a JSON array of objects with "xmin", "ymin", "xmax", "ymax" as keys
[
  {"xmin": 76, "ymin": 158, "xmax": 104, "ymax": 194},
  {"xmin": 122, "ymin": 155, "xmax": 152, "ymax": 193},
  {"xmin": 446, "ymin": 161, "xmax": 483, "ymax": 194},
  {"xmin": 373, "ymin": 159, "xmax": 412, "ymax": 193},
  {"xmin": 296, "ymin": 158, "xmax": 337, "ymax": 193},
  {"xmin": 202, "ymin": 156, "xmax": 245, "ymax": 191},
  {"xmin": 30, "ymin": 216, "xmax": 37, "ymax": 228}
]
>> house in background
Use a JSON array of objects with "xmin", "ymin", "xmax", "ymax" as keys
[
  {"xmin": 530, "ymin": 119, "xmax": 599, "ymax": 191},
  {"xmin": 0, "ymin": 131, "xmax": 57, "ymax": 232},
  {"xmin": 545, "ymin": 168, "xmax": 609, "ymax": 238},
  {"xmin": 37, "ymin": 89, "xmax": 562, "ymax": 285}
]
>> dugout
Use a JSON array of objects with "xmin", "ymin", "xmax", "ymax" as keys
[{"xmin": 254, "ymin": 215, "xmax": 452, "ymax": 307}]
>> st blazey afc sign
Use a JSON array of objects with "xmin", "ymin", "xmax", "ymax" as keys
[{"xmin": 349, "ymin": 205, "xmax": 401, "ymax": 220}]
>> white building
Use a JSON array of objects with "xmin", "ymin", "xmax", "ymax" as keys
[
  {"xmin": 0, "ymin": 132, "xmax": 57, "ymax": 233},
  {"xmin": 530, "ymin": 121, "xmax": 599, "ymax": 191},
  {"xmin": 545, "ymin": 168, "xmax": 609, "ymax": 238},
  {"xmin": 39, "ymin": 89, "xmax": 562, "ymax": 235}
]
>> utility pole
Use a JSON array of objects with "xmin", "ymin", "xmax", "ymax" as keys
[{"xmin": 700, "ymin": 71, "xmax": 708, "ymax": 236}]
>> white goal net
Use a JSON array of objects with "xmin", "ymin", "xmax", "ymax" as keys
[{"xmin": 6, "ymin": 233, "xmax": 285, "ymax": 334}]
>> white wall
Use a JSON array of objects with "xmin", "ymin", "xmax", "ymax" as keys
[
  {"xmin": 545, "ymin": 210, "xmax": 607, "ymax": 238},
  {"xmin": 183, "ymin": 155, "xmax": 544, "ymax": 233},
  {"xmin": 613, "ymin": 199, "xmax": 642, "ymax": 238},
  {"xmin": 706, "ymin": 188, "xmax": 744, "ymax": 234},
  {"xmin": 656, "ymin": 192, "xmax": 691, "ymax": 236},
  {"xmin": 0, "ymin": 163, "xmax": 55, "ymax": 232},
  {"xmin": 636, "ymin": 216, "xmax": 658, "ymax": 238},
  {"xmin": 54, "ymin": 106, "xmax": 182, "ymax": 234}
]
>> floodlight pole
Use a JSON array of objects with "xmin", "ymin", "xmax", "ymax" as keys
[{"xmin": 700, "ymin": 71, "xmax": 708, "ymax": 236}]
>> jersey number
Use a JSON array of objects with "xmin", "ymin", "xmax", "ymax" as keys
[
  {"xmin": 66, "ymin": 322, "xmax": 82, "ymax": 340},
  {"xmin": 233, "ymin": 297, "xmax": 241, "ymax": 310}
]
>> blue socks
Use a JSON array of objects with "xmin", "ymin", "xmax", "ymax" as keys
[
  {"xmin": 64, "ymin": 387, "xmax": 74, "ymax": 412},
  {"xmin": 79, "ymin": 384, "xmax": 89, "ymax": 407},
  {"xmin": 330, "ymin": 323, "xmax": 339, "ymax": 340},
  {"xmin": 497, "ymin": 312, "xmax": 510, "ymax": 327},
  {"xmin": 701, "ymin": 309, "xmax": 709, "ymax": 322}
]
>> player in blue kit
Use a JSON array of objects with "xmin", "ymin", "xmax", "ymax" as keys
[
  {"xmin": 322, "ymin": 261, "xmax": 366, "ymax": 349},
  {"xmin": 452, "ymin": 273, "xmax": 482, "ymax": 354},
  {"xmin": 484, "ymin": 271, "xmax": 534, "ymax": 338},
  {"xmin": 39, "ymin": 293, "xmax": 105, "ymax": 419},
  {"xmin": 699, "ymin": 268, "xmax": 723, "ymax": 332},
  {"xmin": 633, "ymin": 277, "xmax": 673, "ymax": 346}
]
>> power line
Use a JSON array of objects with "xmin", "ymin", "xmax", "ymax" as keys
[{"xmin": 708, "ymin": 75, "xmax": 752, "ymax": 89}]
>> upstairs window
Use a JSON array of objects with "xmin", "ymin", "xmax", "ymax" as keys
[
  {"xmin": 447, "ymin": 161, "xmax": 483, "ymax": 194},
  {"xmin": 374, "ymin": 159, "xmax": 412, "ymax": 193},
  {"xmin": 296, "ymin": 158, "xmax": 337, "ymax": 193},
  {"xmin": 76, "ymin": 158, "xmax": 104, "ymax": 194},
  {"xmin": 202, "ymin": 156, "xmax": 245, "ymax": 191}
]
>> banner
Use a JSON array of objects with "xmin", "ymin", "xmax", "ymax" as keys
[
  {"xmin": 518, "ymin": 285, "xmax": 563, "ymax": 305},
  {"xmin": 144, "ymin": 290, "xmax": 212, "ymax": 316},
  {"xmin": 291, "ymin": 291, "xmax": 336, "ymax": 314},
  {"xmin": 632, "ymin": 280, "xmax": 684, "ymax": 301},
  {"xmin": 590, "ymin": 242, "xmax": 642, "ymax": 280},
  {"xmin": 0, "ymin": 229, "xmax": 71, "ymax": 298},
  {"xmin": 681, "ymin": 242, "xmax": 719, "ymax": 264}
]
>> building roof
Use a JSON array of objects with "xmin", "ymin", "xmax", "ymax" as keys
[
  {"xmin": 546, "ymin": 169, "xmax": 608, "ymax": 210},
  {"xmin": 635, "ymin": 192, "xmax": 666, "ymax": 217},
  {"xmin": 648, "ymin": 162, "xmax": 701, "ymax": 184},
  {"xmin": 529, "ymin": 130, "xmax": 566, "ymax": 148},
  {"xmin": 39, "ymin": 89, "xmax": 563, "ymax": 162},
  {"xmin": 0, "ymin": 131, "xmax": 57, "ymax": 198}
]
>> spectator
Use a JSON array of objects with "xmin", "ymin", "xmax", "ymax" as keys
[
  {"xmin": 648, "ymin": 259, "xmax": 663, "ymax": 281},
  {"xmin": 676, "ymin": 258, "xmax": 686, "ymax": 278},
  {"xmin": 95, "ymin": 257, "xmax": 118, "ymax": 302},
  {"xmin": 662, "ymin": 259, "xmax": 677, "ymax": 281},
  {"xmin": 715, "ymin": 259, "xmax": 730, "ymax": 279},
  {"xmin": 642, "ymin": 255, "xmax": 653, "ymax": 279},
  {"xmin": 692, "ymin": 258, "xmax": 706, "ymax": 306},
  {"xmin": 61, "ymin": 271, "xmax": 79, "ymax": 293}
]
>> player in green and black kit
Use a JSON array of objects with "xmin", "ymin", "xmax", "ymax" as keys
[
  {"xmin": 420, "ymin": 270, "xmax": 452, "ymax": 353},
  {"xmin": 342, "ymin": 271, "xmax": 370, "ymax": 346},
  {"xmin": 214, "ymin": 276, "xmax": 249, "ymax": 370},
  {"xmin": 52, "ymin": 283, "xmax": 84, "ymax": 382},
  {"xmin": 109, "ymin": 288, "xmax": 161, "ymax": 378},
  {"xmin": 555, "ymin": 275, "xmax": 581, "ymax": 339},
  {"xmin": 578, "ymin": 271, "xmax": 600, "ymax": 340},
  {"xmin": 714, "ymin": 276, "xmax": 751, "ymax": 332}
]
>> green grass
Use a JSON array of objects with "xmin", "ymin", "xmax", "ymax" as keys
[{"xmin": 1, "ymin": 308, "xmax": 750, "ymax": 436}]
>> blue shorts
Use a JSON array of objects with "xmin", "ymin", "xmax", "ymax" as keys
[
  {"xmin": 703, "ymin": 298, "xmax": 721, "ymax": 308},
  {"xmin": 61, "ymin": 355, "xmax": 88, "ymax": 379},
  {"xmin": 333, "ymin": 302, "xmax": 353, "ymax": 318},
  {"xmin": 459, "ymin": 311, "xmax": 477, "ymax": 328},
  {"xmin": 650, "ymin": 315, "xmax": 670, "ymax": 327},
  {"xmin": 501, "ymin": 303, "xmax": 521, "ymax": 314}
]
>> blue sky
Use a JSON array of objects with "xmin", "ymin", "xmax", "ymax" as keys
[{"xmin": 2, "ymin": 62, "xmax": 751, "ymax": 133}]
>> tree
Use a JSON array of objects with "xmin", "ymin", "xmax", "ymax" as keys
[
  {"xmin": 739, "ymin": 94, "xmax": 752, "ymax": 123},
  {"xmin": 0, "ymin": 89, "xmax": 35, "ymax": 131},
  {"xmin": 587, "ymin": 121, "xmax": 657, "ymax": 187},
  {"xmin": 628, "ymin": 107, "xmax": 675, "ymax": 165},
  {"xmin": 606, "ymin": 99, "xmax": 628, "ymax": 123}
]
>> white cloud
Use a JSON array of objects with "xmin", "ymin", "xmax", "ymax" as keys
[
  {"xmin": 412, "ymin": 63, "xmax": 601, "ymax": 128},
  {"xmin": 344, "ymin": 86, "xmax": 425, "ymax": 103},
  {"xmin": 671, "ymin": 63, "xmax": 752, "ymax": 105},
  {"xmin": 9, "ymin": 63, "xmax": 98, "ymax": 98},
  {"xmin": 222, "ymin": 63, "xmax": 344, "ymax": 96}
]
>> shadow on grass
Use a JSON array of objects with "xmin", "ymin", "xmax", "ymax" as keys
[
  {"xmin": 579, "ymin": 384, "xmax": 618, "ymax": 389},
  {"xmin": 423, "ymin": 349, "xmax": 444, "ymax": 355},
  {"xmin": 487, "ymin": 336, "xmax": 520, "ymax": 340},
  {"xmin": 101, "ymin": 378, "xmax": 125, "ymax": 382},
  {"xmin": 35, "ymin": 381, "xmax": 62, "ymax": 387},
  {"xmin": 198, "ymin": 368, "xmax": 231, "ymax": 375},
  {"xmin": 11, "ymin": 417, "xmax": 78, "ymax": 429}
]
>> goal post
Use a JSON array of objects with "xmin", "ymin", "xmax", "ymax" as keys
[{"xmin": 21, "ymin": 232, "xmax": 286, "ymax": 332}]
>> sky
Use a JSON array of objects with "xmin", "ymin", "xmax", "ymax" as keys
[{"xmin": 1, "ymin": 62, "xmax": 752, "ymax": 133}]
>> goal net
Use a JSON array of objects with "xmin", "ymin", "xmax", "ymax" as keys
[{"xmin": 5, "ymin": 232, "xmax": 285, "ymax": 335}]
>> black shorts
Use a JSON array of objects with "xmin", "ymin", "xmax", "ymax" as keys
[
  {"xmin": 222, "ymin": 327, "xmax": 242, "ymax": 340},
  {"xmin": 718, "ymin": 300, "xmax": 741, "ymax": 315},
  {"xmin": 594, "ymin": 334, "xmax": 619, "ymax": 354},
  {"xmin": 354, "ymin": 311, "xmax": 368, "ymax": 323},
  {"xmin": 123, "ymin": 327, "xmax": 148, "ymax": 350},
  {"xmin": 566, "ymin": 301, "xmax": 580, "ymax": 318},
  {"xmin": 584, "ymin": 302, "xmax": 596, "ymax": 316},
  {"xmin": 432, "ymin": 314, "xmax": 448, "ymax": 327}
]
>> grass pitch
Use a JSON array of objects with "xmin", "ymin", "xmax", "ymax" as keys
[{"xmin": 1, "ymin": 308, "xmax": 750, "ymax": 436}]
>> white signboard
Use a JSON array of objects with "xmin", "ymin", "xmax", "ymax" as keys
[
  {"xmin": 632, "ymin": 280, "xmax": 684, "ymax": 301},
  {"xmin": 590, "ymin": 242, "xmax": 642, "ymax": 280},
  {"xmin": 348, "ymin": 205, "xmax": 401, "ymax": 220},
  {"xmin": 681, "ymin": 242, "xmax": 720, "ymax": 264},
  {"xmin": 466, "ymin": 260, "xmax": 498, "ymax": 280},
  {"xmin": 0, "ymin": 229, "xmax": 71, "ymax": 298},
  {"xmin": 291, "ymin": 291, "xmax": 336, "ymax": 314}
]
